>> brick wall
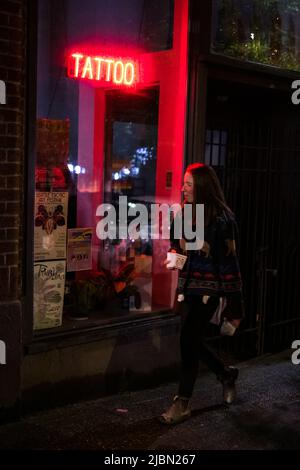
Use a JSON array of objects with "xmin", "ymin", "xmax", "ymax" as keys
[{"xmin": 0, "ymin": 0, "xmax": 26, "ymax": 301}]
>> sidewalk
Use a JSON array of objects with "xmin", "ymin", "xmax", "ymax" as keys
[{"xmin": 0, "ymin": 349, "xmax": 299, "ymax": 450}]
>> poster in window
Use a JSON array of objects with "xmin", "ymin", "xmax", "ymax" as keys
[
  {"xmin": 36, "ymin": 118, "xmax": 70, "ymax": 168},
  {"xmin": 67, "ymin": 228, "xmax": 93, "ymax": 272},
  {"xmin": 34, "ymin": 192, "xmax": 68, "ymax": 261},
  {"xmin": 33, "ymin": 260, "xmax": 66, "ymax": 330}
]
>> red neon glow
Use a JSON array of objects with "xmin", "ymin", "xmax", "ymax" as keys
[{"xmin": 68, "ymin": 53, "xmax": 137, "ymax": 86}]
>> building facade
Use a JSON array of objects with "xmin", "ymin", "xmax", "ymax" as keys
[{"xmin": 1, "ymin": 0, "xmax": 300, "ymax": 419}]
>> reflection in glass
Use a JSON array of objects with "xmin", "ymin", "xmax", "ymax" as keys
[
  {"xmin": 98, "ymin": 89, "xmax": 159, "ymax": 313},
  {"xmin": 212, "ymin": 0, "xmax": 300, "ymax": 71}
]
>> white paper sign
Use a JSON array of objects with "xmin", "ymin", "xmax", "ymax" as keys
[
  {"xmin": 67, "ymin": 228, "xmax": 93, "ymax": 272},
  {"xmin": 33, "ymin": 260, "xmax": 66, "ymax": 330}
]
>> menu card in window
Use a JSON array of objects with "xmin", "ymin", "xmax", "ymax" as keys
[
  {"xmin": 34, "ymin": 192, "xmax": 68, "ymax": 261},
  {"xmin": 33, "ymin": 260, "xmax": 66, "ymax": 330},
  {"xmin": 67, "ymin": 228, "xmax": 93, "ymax": 272}
]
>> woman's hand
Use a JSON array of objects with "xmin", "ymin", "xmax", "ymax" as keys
[
  {"xmin": 163, "ymin": 249, "xmax": 178, "ymax": 270},
  {"xmin": 163, "ymin": 258, "xmax": 176, "ymax": 270},
  {"xmin": 223, "ymin": 294, "xmax": 244, "ymax": 329}
]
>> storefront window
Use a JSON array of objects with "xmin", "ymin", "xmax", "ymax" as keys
[
  {"xmin": 212, "ymin": 0, "xmax": 300, "ymax": 71},
  {"xmin": 33, "ymin": 0, "xmax": 188, "ymax": 330}
]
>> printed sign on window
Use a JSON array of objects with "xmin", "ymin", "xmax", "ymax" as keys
[
  {"xmin": 67, "ymin": 228, "xmax": 93, "ymax": 272},
  {"xmin": 34, "ymin": 260, "xmax": 66, "ymax": 330},
  {"xmin": 34, "ymin": 192, "xmax": 68, "ymax": 261}
]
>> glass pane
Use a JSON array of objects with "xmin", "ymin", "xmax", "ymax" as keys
[
  {"xmin": 99, "ymin": 89, "xmax": 159, "ymax": 312},
  {"xmin": 205, "ymin": 144, "xmax": 211, "ymax": 164},
  {"xmin": 138, "ymin": 0, "xmax": 174, "ymax": 52},
  {"xmin": 213, "ymin": 130, "xmax": 221, "ymax": 144},
  {"xmin": 211, "ymin": 144, "xmax": 220, "ymax": 166},
  {"xmin": 212, "ymin": 0, "xmax": 300, "ymax": 72},
  {"xmin": 40, "ymin": 0, "xmax": 174, "ymax": 54},
  {"xmin": 221, "ymin": 130, "xmax": 227, "ymax": 145},
  {"xmin": 34, "ymin": 0, "xmax": 188, "ymax": 330},
  {"xmin": 206, "ymin": 129, "xmax": 212, "ymax": 143},
  {"xmin": 220, "ymin": 145, "xmax": 226, "ymax": 166}
]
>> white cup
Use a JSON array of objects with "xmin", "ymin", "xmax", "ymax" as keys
[
  {"xmin": 220, "ymin": 319, "xmax": 236, "ymax": 336},
  {"xmin": 166, "ymin": 252, "xmax": 187, "ymax": 270}
]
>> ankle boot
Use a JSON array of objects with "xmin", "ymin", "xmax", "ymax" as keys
[
  {"xmin": 219, "ymin": 366, "xmax": 239, "ymax": 405},
  {"xmin": 159, "ymin": 395, "xmax": 191, "ymax": 425}
]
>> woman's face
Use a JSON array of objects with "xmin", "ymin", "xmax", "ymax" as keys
[{"xmin": 182, "ymin": 172, "xmax": 194, "ymax": 203}]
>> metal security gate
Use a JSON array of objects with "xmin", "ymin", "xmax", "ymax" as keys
[{"xmin": 204, "ymin": 78, "xmax": 300, "ymax": 356}]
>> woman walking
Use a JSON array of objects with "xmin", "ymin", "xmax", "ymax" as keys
[{"xmin": 160, "ymin": 163, "xmax": 244, "ymax": 424}]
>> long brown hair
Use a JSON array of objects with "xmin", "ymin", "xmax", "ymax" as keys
[{"xmin": 185, "ymin": 163, "xmax": 233, "ymax": 225}]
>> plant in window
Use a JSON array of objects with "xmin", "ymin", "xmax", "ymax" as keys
[
  {"xmin": 70, "ymin": 271, "xmax": 115, "ymax": 312},
  {"xmin": 214, "ymin": 0, "xmax": 300, "ymax": 71},
  {"xmin": 69, "ymin": 260, "xmax": 142, "ymax": 312},
  {"xmin": 112, "ymin": 262, "xmax": 142, "ymax": 309},
  {"xmin": 226, "ymin": 39, "xmax": 271, "ymax": 63}
]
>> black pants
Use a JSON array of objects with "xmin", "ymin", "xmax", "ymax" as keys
[{"xmin": 178, "ymin": 295, "xmax": 226, "ymax": 398}]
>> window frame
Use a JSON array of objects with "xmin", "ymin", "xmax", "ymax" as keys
[{"xmin": 24, "ymin": 0, "xmax": 180, "ymax": 348}]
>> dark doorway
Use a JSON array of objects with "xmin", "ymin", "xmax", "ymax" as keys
[{"xmin": 206, "ymin": 79, "xmax": 300, "ymax": 355}]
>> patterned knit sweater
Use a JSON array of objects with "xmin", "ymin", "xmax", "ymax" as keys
[{"xmin": 170, "ymin": 209, "xmax": 245, "ymax": 320}]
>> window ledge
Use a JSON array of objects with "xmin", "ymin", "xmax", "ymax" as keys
[{"xmin": 25, "ymin": 309, "xmax": 179, "ymax": 355}]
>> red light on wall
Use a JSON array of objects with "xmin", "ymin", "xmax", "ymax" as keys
[{"xmin": 68, "ymin": 53, "xmax": 137, "ymax": 86}]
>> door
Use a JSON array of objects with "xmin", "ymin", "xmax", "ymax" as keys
[
  {"xmin": 99, "ymin": 88, "xmax": 162, "ymax": 313},
  {"xmin": 205, "ymin": 78, "xmax": 300, "ymax": 355}
]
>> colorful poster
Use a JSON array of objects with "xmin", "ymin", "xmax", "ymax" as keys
[
  {"xmin": 34, "ymin": 192, "xmax": 68, "ymax": 261},
  {"xmin": 67, "ymin": 228, "xmax": 93, "ymax": 272},
  {"xmin": 36, "ymin": 118, "xmax": 70, "ymax": 168},
  {"xmin": 33, "ymin": 260, "xmax": 66, "ymax": 330}
]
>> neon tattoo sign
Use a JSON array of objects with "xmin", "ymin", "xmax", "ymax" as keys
[{"xmin": 68, "ymin": 53, "xmax": 137, "ymax": 86}]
